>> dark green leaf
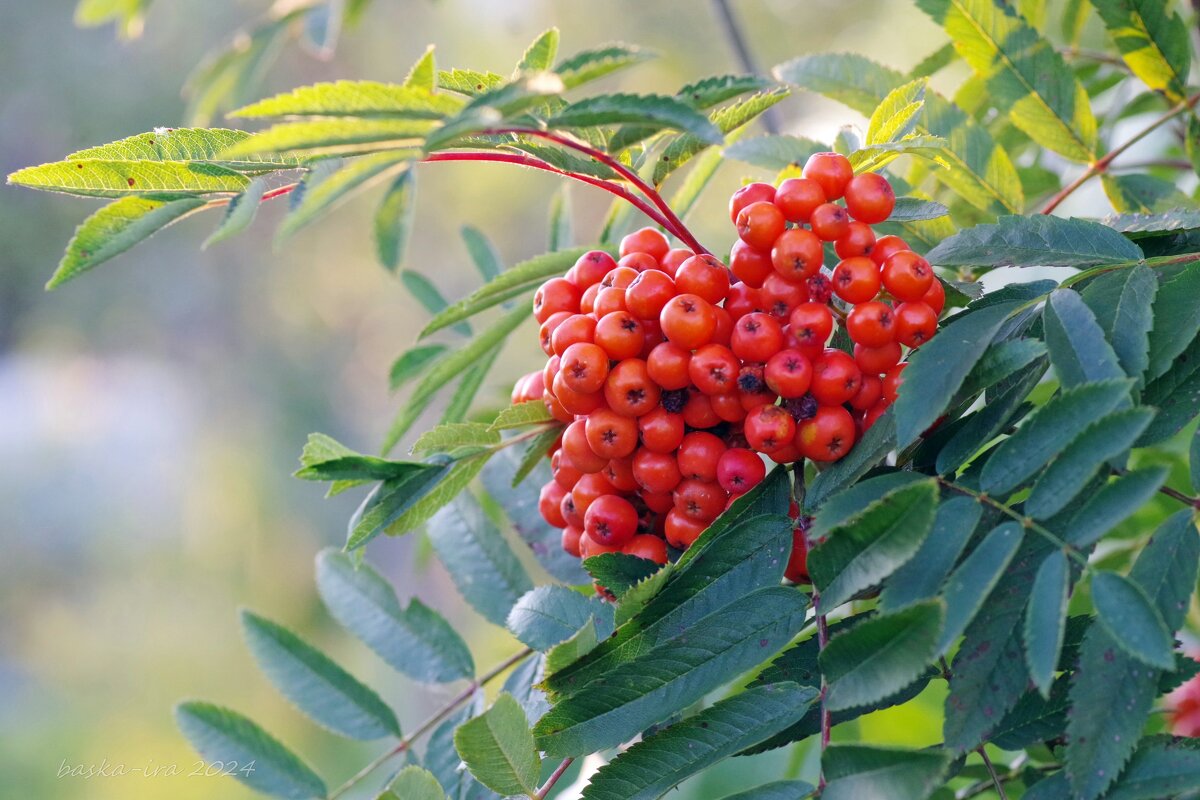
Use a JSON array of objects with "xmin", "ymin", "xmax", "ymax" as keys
[
  {"xmin": 1043, "ymin": 288, "xmax": 1126, "ymax": 388},
  {"xmin": 427, "ymin": 494, "xmax": 533, "ymax": 627},
  {"xmin": 937, "ymin": 522, "xmax": 1024, "ymax": 653},
  {"xmin": 1146, "ymin": 259, "xmax": 1200, "ymax": 380},
  {"xmin": 581, "ymin": 683, "xmax": 816, "ymax": 800},
  {"xmin": 582, "ymin": 553, "xmax": 661, "ymax": 596},
  {"xmin": 821, "ymin": 601, "xmax": 944, "ymax": 711},
  {"xmin": 925, "ymin": 215, "xmax": 1143, "ymax": 268},
  {"xmin": 821, "ymin": 745, "xmax": 952, "ymax": 800},
  {"xmin": 175, "ymin": 702, "xmax": 326, "ymax": 799},
  {"xmin": 295, "ymin": 433, "xmax": 434, "ymax": 482},
  {"xmin": 507, "ymin": 586, "xmax": 613, "ymax": 651},
  {"xmin": 810, "ymin": 472, "xmax": 930, "ymax": 541},
  {"xmin": 460, "ymin": 225, "xmax": 503, "ymax": 281},
  {"xmin": 1080, "ymin": 263, "xmax": 1157, "ymax": 385},
  {"xmin": 532, "ymin": 586, "xmax": 809, "ymax": 758},
  {"xmin": 280, "ymin": 151, "xmax": 417, "ymax": 241},
  {"xmin": 935, "ymin": 366, "xmax": 1044, "ymax": 475},
  {"xmin": 980, "ymin": 378, "xmax": 1133, "ymax": 496},
  {"xmin": 1103, "ymin": 173, "xmax": 1192, "ymax": 213},
  {"xmin": 1091, "ymin": 570, "xmax": 1176, "ymax": 670},
  {"xmin": 1140, "ymin": 335, "xmax": 1200, "ymax": 444},
  {"xmin": 1066, "ymin": 466, "xmax": 1170, "ymax": 547},
  {"xmin": 894, "ymin": 302, "xmax": 1019, "ymax": 447},
  {"xmin": 1025, "ymin": 407, "xmax": 1155, "ymax": 519},
  {"xmin": 315, "ymin": 549, "xmax": 474, "ymax": 682},
  {"xmin": 1024, "ymin": 550, "xmax": 1070, "ymax": 699},
  {"xmin": 989, "ymin": 676, "xmax": 1071, "ymax": 751},
  {"xmin": 888, "ymin": 197, "xmax": 949, "ymax": 221},
  {"xmin": 809, "ymin": 480, "xmax": 939, "ymax": 611},
  {"xmin": 716, "ymin": 781, "xmax": 816, "ymax": 800},
  {"xmin": 240, "ymin": 611, "xmax": 399, "ymax": 739},
  {"xmin": 1105, "ymin": 736, "xmax": 1200, "ymax": 799},
  {"xmin": 880, "ymin": 496, "xmax": 983, "ymax": 611},
  {"xmin": 424, "ymin": 694, "xmax": 486, "ymax": 798},
  {"xmin": 1104, "ymin": 209, "xmax": 1200, "ymax": 237},
  {"xmin": 453, "ymin": 693, "xmax": 541, "ymax": 797},
  {"xmin": 1066, "ymin": 510, "xmax": 1200, "ymax": 798}
]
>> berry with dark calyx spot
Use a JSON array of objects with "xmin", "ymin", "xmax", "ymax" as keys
[
  {"xmin": 674, "ymin": 254, "xmax": 731, "ymax": 305},
  {"xmin": 810, "ymin": 349, "xmax": 862, "ymax": 406},
  {"xmin": 835, "ymin": 220, "xmax": 877, "ymax": 259},
  {"xmin": 893, "ymin": 302, "xmax": 939, "ymax": 347},
  {"xmin": 584, "ymin": 494, "xmax": 638, "ymax": 547},
  {"xmin": 604, "ymin": 358, "xmax": 661, "ymax": 417},
  {"xmin": 533, "ymin": 277, "xmax": 582, "ymax": 324},
  {"xmin": 646, "ymin": 341, "xmax": 692, "ymax": 390},
  {"xmin": 796, "ymin": 404, "xmax": 857, "ymax": 462},
  {"xmin": 737, "ymin": 364, "xmax": 766, "ymax": 395},
  {"xmin": 638, "ymin": 406, "xmax": 686, "ymax": 453},
  {"xmin": 774, "ymin": 177, "xmax": 826, "ymax": 223},
  {"xmin": 660, "ymin": 293, "xmax": 718, "ymax": 349},
  {"xmin": 688, "ymin": 344, "xmax": 740, "ymax": 395},
  {"xmin": 810, "ymin": 202, "xmax": 851, "ymax": 241},
  {"xmin": 783, "ymin": 393, "xmax": 819, "ymax": 421},
  {"xmin": 625, "ymin": 269, "xmax": 677, "ymax": 320},
  {"xmin": 731, "ymin": 312, "xmax": 786, "ymax": 363},
  {"xmin": 677, "ymin": 431, "xmax": 727, "ymax": 482},
  {"xmin": 806, "ymin": 272, "xmax": 833, "ymax": 305},
  {"xmin": 846, "ymin": 301, "xmax": 896, "ymax": 348},
  {"xmin": 743, "ymin": 404, "xmax": 797, "ymax": 454},
  {"xmin": 881, "ymin": 250, "xmax": 934, "ymax": 301},
  {"xmin": 771, "ymin": 228, "xmax": 823, "ymax": 283},
  {"xmin": 764, "ymin": 348, "xmax": 814, "ymax": 398},
  {"xmin": 832, "ymin": 256, "xmax": 881, "ymax": 304},
  {"xmin": 716, "ymin": 447, "xmax": 767, "ymax": 494},
  {"xmin": 570, "ymin": 250, "xmax": 618, "ymax": 288},
  {"xmin": 661, "ymin": 388, "xmax": 689, "ymax": 414}
]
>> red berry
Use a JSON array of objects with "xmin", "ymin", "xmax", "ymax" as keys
[
  {"xmin": 710, "ymin": 391, "xmax": 748, "ymax": 422},
  {"xmin": 618, "ymin": 251, "xmax": 659, "ymax": 273},
  {"xmin": 810, "ymin": 349, "xmax": 863, "ymax": 406},
  {"xmin": 562, "ymin": 419, "xmax": 608, "ymax": 473},
  {"xmin": 846, "ymin": 301, "xmax": 896, "ymax": 348},
  {"xmin": 559, "ymin": 342, "xmax": 609, "ymax": 394},
  {"xmin": 594, "ymin": 311, "xmax": 645, "ymax": 360},
  {"xmin": 788, "ymin": 302, "xmax": 835, "ymax": 350},
  {"xmin": 623, "ymin": 534, "xmax": 668, "ymax": 564},
  {"xmin": 579, "ymin": 530, "xmax": 623, "ymax": 559},
  {"xmin": 729, "ymin": 182, "xmax": 776, "ymax": 223},
  {"xmin": 677, "ymin": 431, "xmax": 727, "ymax": 482},
  {"xmin": 660, "ymin": 293, "xmax": 718, "ymax": 349},
  {"xmin": 870, "ymin": 235, "xmax": 911, "ymax": 266},
  {"xmin": 570, "ymin": 250, "xmax": 618, "ymax": 288},
  {"xmin": 810, "ymin": 203, "xmax": 851, "ymax": 241},
  {"xmin": 539, "ymin": 311, "xmax": 573, "ymax": 356},
  {"xmin": 843, "ymin": 172, "xmax": 896, "ymax": 223},
  {"xmin": 533, "ymin": 278, "xmax": 582, "ymax": 323},
  {"xmin": 711, "ymin": 305, "xmax": 734, "ymax": 347},
  {"xmin": 802, "ymin": 152, "xmax": 853, "ymax": 200},
  {"xmin": 807, "ymin": 272, "xmax": 834, "ymax": 305},
  {"xmin": 725, "ymin": 281, "xmax": 766, "ymax": 319},
  {"xmin": 551, "ymin": 313, "xmax": 597, "ymax": 357},
  {"xmin": 835, "ymin": 221, "xmax": 877, "ymax": 259},
  {"xmin": 771, "ymin": 227, "xmax": 824, "ymax": 283},
  {"xmin": 539, "ymin": 480, "xmax": 568, "ymax": 527},
  {"xmin": 673, "ymin": 478, "xmax": 727, "ymax": 522},
  {"xmin": 638, "ymin": 407, "xmax": 686, "ymax": 453},
  {"xmin": 681, "ymin": 390, "xmax": 722, "ymax": 429},
  {"xmin": 625, "ymin": 269, "xmax": 676, "ymax": 320},
  {"xmin": 716, "ymin": 448, "xmax": 766, "ymax": 494},
  {"xmin": 633, "ymin": 447, "xmax": 683, "ymax": 494},
  {"xmin": 744, "ymin": 404, "xmax": 797, "ymax": 454},
  {"xmin": 585, "ymin": 408, "xmax": 638, "ymax": 460},
  {"xmin": 774, "ymin": 177, "xmax": 826, "ymax": 223},
  {"xmin": 584, "ymin": 494, "xmax": 638, "ymax": 547},
  {"xmin": 689, "ymin": 344, "xmax": 741, "ymax": 395},
  {"xmin": 832, "ymin": 256, "xmax": 881, "ymax": 304},
  {"xmin": 882, "ymin": 251, "xmax": 934, "ymax": 302},
  {"xmin": 736, "ymin": 201, "xmax": 787, "ymax": 250},
  {"xmin": 922, "ymin": 278, "xmax": 946, "ymax": 315},
  {"xmin": 731, "ymin": 312, "xmax": 786, "ymax": 362},
  {"xmin": 551, "ymin": 372, "xmax": 605, "ymax": 416},
  {"xmin": 764, "ymin": 348, "xmax": 814, "ymax": 398},
  {"xmin": 894, "ymin": 302, "xmax": 939, "ymax": 347},
  {"xmin": 882, "ymin": 362, "xmax": 908, "ymax": 404},
  {"xmin": 665, "ymin": 508, "xmax": 707, "ymax": 549},
  {"xmin": 796, "ymin": 405, "xmax": 857, "ymax": 462},
  {"xmin": 854, "ymin": 341, "xmax": 903, "ymax": 375},
  {"xmin": 661, "ymin": 248, "xmax": 693, "ymax": 277},
  {"xmin": 646, "ymin": 341, "xmax": 692, "ymax": 391},
  {"xmin": 604, "ymin": 358, "xmax": 661, "ymax": 417},
  {"xmin": 850, "ymin": 373, "xmax": 884, "ymax": 411},
  {"xmin": 601, "ymin": 266, "xmax": 639, "ymax": 290},
  {"xmin": 552, "ymin": 449, "xmax": 583, "ymax": 490},
  {"xmin": 620, "ymin": 227, "xmax": 670, "ymax": 262},
  {"xmin": 562, "ymin": 525, "xmax": 583, "ymax": 557},
  {"xmin": 729, "ymin": 239, "xmax": 774, "ymax": 288},
  {"xmin": 674, "ymin": 254, "xmax": 731, "ymax": 305},
  {"xmin": 761, "ymin": 272, "xmax": 809, "ymax": 322},
  {"xmin": 785, "ymin": 527, "xmax": 809, "ymax": 582},
  {"xmin": 592, "ymin": 285, "xmax": 628, "ymax": 317}
]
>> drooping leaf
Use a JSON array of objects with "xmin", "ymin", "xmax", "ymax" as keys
[
  {"xmin": 894, "ymin": 302, "xmax": 1019, "ymax": 447},
  {"xmin": 389, "ymin": 344, "xmax": 450, "ymax": 391},
  {"xmin": 1025, "ymin": 407, "xmax": 1155, "ymax": 519},
  {"xmin": 1080, "ymin": 263, "xmax": 1157, "ymax": 385},
  {"xmin": 424, "ymin": 693, "xmax": 486, "ymax": 798},
  {"xmin": 533, "ymin": 586, "xmax": 809, "ymax": 758},
  {"xmin": 925, "ymin": 215, "xmax": 1143, "ymax": 268},
  {"xmin": 1024, "ymin": 550, "xmax": 1070, "ymax": 699},
  {"xmin": 175, "ymin": 702, "xmax": 326, "ymax": 799},
  {"xmin": 916, "ymin": 0, "xmax": 1096, "ymax": 162},
  {"xmin": 1066, "ymin": 511, "xmax": 1200, "ymax": 799},
  {"xmin": 315, "ymin": 549, "xmax": 474, "ymax": 682},
  {"xmin": 1141, "ymin": 334, "xmax": 1200, "ymax": 444},
  {"xmin": 821, "ymin": 745, "xmax": 952, "ymax": 800},
  {"xmin": 980, "ymin": 378, "xmax": 1133, "ymax": 496},
  {"xmin": 280, "ymin": 151, "xmax": 417, "ymax": 241},
  {"xmin": 43, "ymin": 195, "xmax": 205, "ymax": 290},
  {"xmin": 1091, "ymin": 570, "xmax": 1176, "ymax": 670},
  {"xmin": 427, "ymin": 494, "xmax": 533, "ymax": 627},
  {"xmin": 507, "ymin": 586, "xmax": 613, "ymax": 651},
  {"xmin": 880, "ymin": 496, "xmax": 983, "ymax": 611},
  {"xmin": 810, "ymin": 472, "xmax": 930, "ymax": 542},
  {"xmin": 204, "ymin": 176, "xmax": 268, "ymax": 248},
  {"xmin": 821, "ymin": 601, "xmax": 945, "ymax": 711},
  {"xmin": 240, "ymin": 611, "xmax": 400, "ymax": 740},
  {"xmin": 375, "ymin": 168, "xmax": 417, "ymax": 271},
  {"xmin": 454, "ymin": 693, "xmax": 541, "ymax": 797},
  {"xmin": 937, "ymin": 522, "xmax": 1024, "ymax": 654},
  {"xmin": 580, "ymin": 683, "xmax": 817, "ymax": 800},
  {"xmin": 809, "ymin": 480, "xmax": 939, "ymax": 611}
]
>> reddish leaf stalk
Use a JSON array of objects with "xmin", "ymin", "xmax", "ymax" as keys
[
  {"xmin": 1040, "ymin": 92, "xmax": 1200, "ymax": 214},
  {"xmin": 532, "ymin": 757, "xmax": 575, "ymax": 799}
]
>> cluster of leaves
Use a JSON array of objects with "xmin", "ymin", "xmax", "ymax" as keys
[{"xmin": 16, "ymin": 1, "xmax": 1200, "ymax": 799}]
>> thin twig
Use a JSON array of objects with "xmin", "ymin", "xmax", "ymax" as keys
[
  {"xmin": 1041, "ymin": 92, "xmax": 1200, "ymax": 214},
  {"xmin": 709, "ymin": 0, "xmax": 782, "ymax": 134},
  {"xmin": 1057, "ymin": 46, "xmax": 1129, "ymax": 68},
  {"xmin": 203, "ymin": 181, "xmax": 300, "ymax": 208},
  {"xmin": 977, "ymin": 747, "xmax": 1009, "ymax": 800},
  {"xmin": 1111, "ymin": 466, "xmax": 1200, "ymax": 509},
  {"xmin": 328, "ymin": 647, "xmax": 534, "ymax": 800},
  {"xmin": 532, "ymin": 757, "xmax": 575, "ymax": 799}
]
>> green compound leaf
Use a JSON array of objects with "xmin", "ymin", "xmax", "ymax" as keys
[
  {"xmin": 880, "ymin": 496, "xmax": 983, "ymax": 611},
  {"xmin": 64, "ymin": 127, "xmax": 298, "ymax": 171},
  {"xmin": 45, "ymin": 195, "xmax": 205, "ymax": 290},
  {"xmin": 507, "ymin": 585, "xmax": 613, "ymax": 651},
  {"xmin": 546, "ymin": 93, "xmax": 723, "ymax": 143},
  {"xmin": 925, "ymin": 215, "xmax": 1143, "ymax": 268},
  {"xmin": 582, "ymin": 553, "xmax": 662, "ymax": 597},
  {"xmin": 553, "ymin": 43, "xmax": 655, "ymax": 90},
  {"xmin": 916, "ymin": 0, "xmax": 1096, "ymax": 162},
  {"xmin": 1043, "ymin": 288, "xmax": 1126, "ymax": 389},
  {"xmin": 427, "ymin": 494, "xmax": 533, "ymax": 627},
  {"xmin": 980, "ymin": 378, "xmax": 1133, "ymax": 496},
  {"xmin": 9, "ymin": 159, "xmax": 248, "ymax": 199},
  {"xmin": 279, "ymin": 151, "xmax": 416, "ymax": 242},
  {"xmin": 315, "ymin": 549, "xmax": 473, "ymax": 683},
  {"xmin": 1091, "ymin": 570, "xmax": 1176, "ymax": 670},
  {"xmin": 1067, "ymin": 511, "xmax": 1200, "ymax": 799},
  {"xmin": 453, "ymin": 693, "xmax": 541, "ymax": 797},
  {"xmin": 533, "ymin": 586, "xmax": 809, "ymax": 758},
  {"xmin": 581, "ymin": 683, "xmax": 817, "ymax": 800},
  {"xmin": 230, "ymin": 81, "xmax": 464, "ymax": 119},
  {"xmin": 821, "ymin": 745, "xmax": 952, "ymax": 800},
  {"xmin": 1066, "ymin": 465, "xmax": 1171, "ymax": 548},
  {"xmin": 808, "ymin": 480, "xmax": 939, "ymax": 611},
  {"xmin": 1091, "ymin": 0, "xmax": 1191, "ymax": 102},
  {"xmin": 821, "ymin": 601, "xmax": 945, "ymax": 711},
  {"xmin": 937, "ymin": 522, "xmax": 1024, "ymax": 654},
  {"xmin": 240, "ymin": 611, "xmax": 400, "ymax": 740},
  {"xmin": 1080, "ymin": 263, "xmax": 1157, "ymax": 386},
  {"xmin": 175, "ymin": 702, "xmax": 326, "ymax": 799},
  {"xmin": 1023, "ymin": 550, "xmax": 1070, "ymax": 698}
]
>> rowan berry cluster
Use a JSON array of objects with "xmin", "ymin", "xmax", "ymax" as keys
[{"xmin": 511, "ymin": 152, "xmax": 943, "ymax": 581}]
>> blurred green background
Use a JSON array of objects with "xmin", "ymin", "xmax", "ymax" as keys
[{"xmin": 1, "ymin": 2, "xmax": 1139, "ymax": 798}]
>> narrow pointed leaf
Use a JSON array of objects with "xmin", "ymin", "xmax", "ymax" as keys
[
  {"xmin": 315, "ymin": 549, "xmax": 474, "ymax": 682},
  {"xmin": 10, "ymin": 159, "xmax": 249, "ymax": 199},
  {"xmin": 880, "ymin": 496, "xmax": 983, "ymax": 611},
  {"xmin": 1146, "ymin": 259, "xmax": 1200, "ymax": 381},
  {"xmin": 517, "ymin": 29, "xmax": 559, "ymax": 72},
  {"xmin": 821, "ymin": 745, "xmax": 952, "ymax": 800},
  {"xmin": 230, "ymin": 81, "xmax": 464, "ymax": 119},
  {"xmin": 175, "ymin": 702, "xmax": 326, "ymax": 799},
  {"xmin": 938, "ymin": 522, "xmax": 1024, "ymax": 653},
  {"xmin": 554, "ymin": 43, "xmax": 654, "ymax": 90},
  {"xmin": 547, "ymin": 93, "xmax": 723, "ymax": 143},
  {"xmin": 1043, "ymin": 288, "xmax": 1126, "ymax": 388},
  {"xmin": 240, "ymin": 611, "xmax": 400, "ymax": 739},
  {"xmin": 925, "ymin": 215, "xmax": 1143, "ymax": 268},
  {"xmin": 280, "ymin": 151, "xmax": 416, "ymax": 241},
  {"xmin": 1067, "ymin": 466, "xmax": 1171, "ymax": 548},
  {"xmin": 1024, "ymin": 550, "xmax": 1070, "ymax": 698},
  {"xmin": 1090, "ymin": 0, "xmax": 1191, "ymax": 102},
  {"xmin": 375, "ymin": 168, "xmax": 416, "ymax": 271},
  {"xmin": 454, "ymin": 693, "xmax": 541, "ymax": 797},
  {"xmin": 1091, "ymin": 570, "xmax": 1176, "ymax": 670},
  {"xmin": 204, "ymin": 176, "xmax": 268, "ymax": 248},
  {"xmin": 866, "ymin": 78, "xmax": 927, "ymax": 144},
  {"xmin": 1080, "ymin": 263, "xmax": 1157, "ymax": 385},
  {"xmin": 507, "ymin": 585, "xmax": 613, "ymax": 651}
]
